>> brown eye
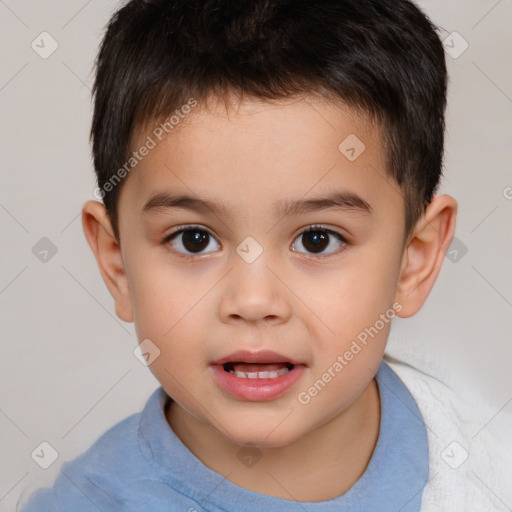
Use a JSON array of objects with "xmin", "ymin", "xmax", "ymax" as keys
[
  {"xmin": 165, "ymin": 226, "xmax": 220, "ymax": 255},
  {"xmin": 291, "ymin": 227, "xmax": 346, "ymax": 255}
]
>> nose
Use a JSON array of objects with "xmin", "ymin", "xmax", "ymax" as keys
[{"xmin": 218, "ymin": 255, "xmax": 292, "ymax": 326}]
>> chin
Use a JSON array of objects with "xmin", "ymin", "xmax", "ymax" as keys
[{"xmin": 220, "ymin": 421, "xmax": 306, "ymax": 449}]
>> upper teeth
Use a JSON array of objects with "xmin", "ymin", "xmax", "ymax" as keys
[{"xmin": 229, "ymin": 368, "xmax": 290, "ymax": 379}]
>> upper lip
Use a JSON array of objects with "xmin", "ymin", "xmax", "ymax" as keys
[{"xmin": 211, "ymin": 350, "xmax": 303, "ymax": 366}]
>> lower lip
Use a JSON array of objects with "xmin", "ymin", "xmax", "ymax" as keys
[{"xmin": 210, "ymin": 364, "xmax": 306, "ymax": 401}]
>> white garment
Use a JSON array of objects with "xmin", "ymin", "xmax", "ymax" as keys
[{"xmin": 384, "ymin": 355, "xmax": 512, "ymax": 511}]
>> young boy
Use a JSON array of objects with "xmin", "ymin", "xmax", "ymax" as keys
[{"xmin": 19, "ymin": 0, "xmax": 509, "ymax": 510}]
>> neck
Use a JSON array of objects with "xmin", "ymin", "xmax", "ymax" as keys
[{"xmin": 166, "ymin": 378, "xmax": 380, "ymax": 502}]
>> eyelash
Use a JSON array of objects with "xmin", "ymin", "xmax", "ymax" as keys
[{"xmin": 161, "ymin": 224, "xmax": 349, "ymax": 260}]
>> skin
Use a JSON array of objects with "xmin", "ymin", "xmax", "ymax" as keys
[{"xmin": 82, "ymin": 94, "xmax": 457, "ymax": 502}]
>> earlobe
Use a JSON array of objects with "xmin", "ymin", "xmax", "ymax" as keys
[
  {"xmin": 395, "ymin": 195, "xmax": 457, "ymax": 318},
  {"xmin": 81, "ymin": 200, "xmax": 133, "ymax": 323}
]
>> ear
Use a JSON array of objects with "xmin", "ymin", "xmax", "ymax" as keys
[
  {"xmin": 395, "ymin": 194, "xmax": 457, "ymax": 318},
  {"xmin": 81, "ymin": 200, "xmax": 133, "ymax": 323}
]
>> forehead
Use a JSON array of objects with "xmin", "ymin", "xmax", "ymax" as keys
[{"xmin": 120, "ymin": 95, "xmax": 402, "ymax": 225}]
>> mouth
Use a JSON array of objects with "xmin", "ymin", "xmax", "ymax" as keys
[
  {"xmin": 210, "ymin": 350, "xmax": 306, "ymax": 401},
  {"xmin": 222, "ymin": 361, "xmax": 295, "ymax": 379}
]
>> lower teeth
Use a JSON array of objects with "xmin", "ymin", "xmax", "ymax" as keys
[{"xmin": 228, "ymin": 367, "xmax": 290, "ymax": 379}]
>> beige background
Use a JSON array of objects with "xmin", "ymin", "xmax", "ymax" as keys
[{"xmin": 1, "ymin": 0, "xmax": 511, "ymax": 510}]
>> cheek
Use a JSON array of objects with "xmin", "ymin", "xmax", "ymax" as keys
[
  {"xmin": 305, "ymin": 252, "xmax": 400, "ymax": 348},
  {"xmin": 126, "ymin": 255, "xmax": 205, "ymax": 347},
  {"xmin": 295, "ymin": 260, "xmax": 396, "ymax": 416},
  {"xmin": 127, "ymin": 259, "xmax": 229, "ymax": 384},
  {"xmin": 293, "ymin": 280, "xmax": 391, "ymax": 426},
  {"xmin": 130, "ymin": 272, "xmax": 211, "ymax": 391}
]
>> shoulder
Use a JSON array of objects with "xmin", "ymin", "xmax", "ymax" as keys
[
  {"xmin": 20, "ymin": 390, "xmax": 161, "ymax": 512},
  {"xmin": 383, "ymin": 357, "xmax": 512, "ymax": 511}
]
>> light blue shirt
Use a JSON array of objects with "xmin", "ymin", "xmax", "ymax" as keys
[{"xmin": 21, "ymin": 361, "xmax": 429, "ymax": 511}]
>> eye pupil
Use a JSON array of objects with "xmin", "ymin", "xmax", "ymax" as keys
[
  {"xmin": 183, "ymin": 230, "xmax": 209, "ymax": 253},
  {"xmin": 303, "ymin": 230, "xmax": 328, "ymax": 253}
]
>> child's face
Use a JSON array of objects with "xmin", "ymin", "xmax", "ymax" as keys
[{"xmin": 115, "ymin": 95, "xmax": 408, "ymax": 447}]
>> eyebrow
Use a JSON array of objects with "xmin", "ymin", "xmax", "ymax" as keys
[{"xmin": 141, "ymin": 190, "xmax": 374, "ymax": 218}]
